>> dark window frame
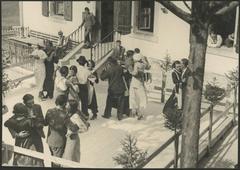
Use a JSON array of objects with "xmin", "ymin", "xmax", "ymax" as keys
[{"xmin": 137, "ymin": 0, "xmax": 154, "ymax": 32}]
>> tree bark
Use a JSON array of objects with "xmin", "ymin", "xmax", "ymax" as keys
[{"xmin": 180, "ymin": 21, "xmax": 209, "ymax": 168}]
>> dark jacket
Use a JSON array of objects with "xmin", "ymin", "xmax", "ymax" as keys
[
  {"xmin": 111, "ymin": 46, "xmax": 125, "ymax": 61},
  {"xmin": 28, "ymin": 104, "xmax": 45, "ymax": 139},
  {"xmin": 181, "ymin": 67, "xmax": 191, "ymax": 89},
  {"xmin": 172, "ymin": 70, "xmax": 182, "ymax": 93},
  {"xmin": 100, "ymin": 63, "xmax": 126, "ymax": 95}
]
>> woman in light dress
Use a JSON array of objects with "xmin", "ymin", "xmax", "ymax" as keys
[
  {"xmin": 54, "ymin": 66, "xmax": 75, "ymax": 99},
  {"xmin": 30, "ymin": 44, "xmax": 47, "ymax": 99},
  {"xmin": 129, "ymin": 54, "xmax": 148, "ymax": 120},
  {"xmin": 62, "ymin": 100, "xmax": 89, "ymax": 163}
]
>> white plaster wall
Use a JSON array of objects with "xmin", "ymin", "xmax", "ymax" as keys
[
  {"xmin": 205, "ymin": 53, "xmax": 238, "ymax": 75},
  {"xmin": 121, "ymin": 1, "xmax": 238, "ymax": 75},
  {"xmin": 22, "ymin": 1, "xmax": 96, "ymax": 36},
  {"xmin": 121, "ymin": 1, "xmax": 190, "ymax": 60}
]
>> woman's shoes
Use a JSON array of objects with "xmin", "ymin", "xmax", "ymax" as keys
[{"xmin": 90, "ymin": 115, "xmax": 97, "ymax": 120}]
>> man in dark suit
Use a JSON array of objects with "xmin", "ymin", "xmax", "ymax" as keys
[
  {"xmin": 181, "ymin": 58, "xmax": 191, "ymax": 109},
  {"xmin": 111, "ymin": 40, "xmax": 125, "ymax": 62},
  {"xmin": 45, "ymin": 95, "xmax": 68, "ymax": 167},
  {"xmin": 100, "ymin": 57, "xmax": 126, "ymax": 120},
  {"xmin": 23, "ymin": 94, "xmax": 45, "ymax": 166},
  {"xmin": 23, "ymin": 94, "xmax": 45, "ymax": 152}
]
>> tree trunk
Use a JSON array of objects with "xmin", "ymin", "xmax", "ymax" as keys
[
  {"xmin": 161, "ymin": 72, "xmax": 167, "ymax": 103},
  {"xmin": 180, "ymin": 21, "xmax": 209, "ymax": 168}
]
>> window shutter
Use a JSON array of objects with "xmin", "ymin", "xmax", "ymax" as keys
[
  {"xmin": 49, "ymin": 2, "xmax": 55, "ymax": 16},
  {"xmin": 42, "ymin": 1, "xmax": 49, "ymax": 17},
  {"xmin": 64, "ymin": 1, "xmax": 72, "ymax": 21},
  {"xmin": 114, "ymin": 1, "xmax": 132, "ymax": 35}
]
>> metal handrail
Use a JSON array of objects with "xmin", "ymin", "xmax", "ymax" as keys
[
  {"xmin": 90, "ymin": 29, "xmax": 119, "ymax": 62},
  {"xmin": 92, "ymin": 30, "xmax": 116, "ymax": 48}
]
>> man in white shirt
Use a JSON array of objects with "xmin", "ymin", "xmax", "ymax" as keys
[
  {"xmin": 207, "ymin": 31, "xmax": 223, "ymax": 48},
  {"xmin": 76, "ymin": 56, "xmax": 92, "ymax": 118}
]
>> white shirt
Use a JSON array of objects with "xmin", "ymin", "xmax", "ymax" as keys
[
  {"xmin": 31, "ymin": 49, "xmax": 47, "ymax": 65},
  {"xmin": 76, "ymin": 65, "xmax": 91, "ymax": 84},
  {"xmin": 55, "ymin": 71, "xmax": 68, "ymax": 91},
  {"xmin": 207, "ymin": 35, "xmax": 223, "ymax": 48}
]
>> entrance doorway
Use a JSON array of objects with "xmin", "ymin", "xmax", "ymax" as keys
[{"xmin": 96, "ymin": 1, "xmax": 114, "ymax": 42}]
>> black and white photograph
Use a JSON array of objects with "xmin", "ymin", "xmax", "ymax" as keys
[{"xmin": 1, "ymin": 0, "xmax": 239, "ymax": 168}]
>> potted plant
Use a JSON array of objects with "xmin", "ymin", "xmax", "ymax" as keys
[
  {"xmin": 2, "ymin": 72, "xmax": 21, "ymax": 114},
  {"xmin": 204, "ymin": 77, "xmax": 226, "ymax": 105}
]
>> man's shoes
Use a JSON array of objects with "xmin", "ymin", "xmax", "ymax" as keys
[
  {"xmin": 118, "ymin": 117, "xmax": 122, "ymax": 121},
  {"xmin": 102, "ymin": 115, "xmax": 110, "ymax": 119},
  {"xmin": 90, "ymin": 115, "xmax": 97, "ymax": 120},
  {"xmin": 137, "ymin": 115, "xmax": 143, "ymax": 120},
  {"xmin": 117, "ymin": 115, "xmax": 123, "ymax": 121}
]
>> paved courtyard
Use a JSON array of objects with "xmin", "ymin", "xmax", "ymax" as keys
[{"xmin": 2, "ymin": 68, "xmax": 236, "ymax": 168}]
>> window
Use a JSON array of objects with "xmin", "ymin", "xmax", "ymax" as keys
[
  {"xmin": 137, "ymin": 0, "xmax": 154, "ymax": 32},
  {"xmin": 54, "ymin": 1, "xmax": 64, "ymax": 16},
  {"xmin": 42, "ymin": 1, "xmax": 72, "ymax": 21}
]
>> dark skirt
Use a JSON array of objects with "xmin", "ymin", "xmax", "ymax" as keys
[
  {"xmin": 162, "ymin": 92, "xmax": 178, "ymax": 116},
  {"xmin": 43, "ymin": 60, "xmax": 54, "ymax": 98}
]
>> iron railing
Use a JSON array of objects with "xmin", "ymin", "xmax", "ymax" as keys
[
  {"xmin": 2, "ymin": 38, "xmax": 35, "ymax": 72},
  {"xmin": 66, "ymin": 25, "xmax": 84, "ymax": 46},
  {"xmin": 90, "ymin": 30, "xmax": 121, "ymax": 63}
]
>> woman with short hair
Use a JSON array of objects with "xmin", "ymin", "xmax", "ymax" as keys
[
  {"xmin": 62, "ymin": 99, "xmax": 89, "ymax": 163},
  {"xmin": 54, "ymin": 66, "xmax": 74, "ymax": 99},
  {"xmin": 30, "ymin": 44, "xmax": 48, "ymax": 100},
  {"xmin": 4, "ymin": 103, "xmax": 43, "ymax": 167}
]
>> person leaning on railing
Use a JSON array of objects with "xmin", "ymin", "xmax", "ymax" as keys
[{"xmin": 55, "ymin": 30, "xmax": 70, "ymax": 60}]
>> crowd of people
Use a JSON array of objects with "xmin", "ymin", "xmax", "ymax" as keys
[
  {"xmin": 3, "ymin": 28, "xmax": 194, "ymax": 166},
  {"xmin": 4, "ymin": 36, "xmax": 154, "ymax": 166},
  {"xmin": 3, "ymin": 7, "xmax": 194, "ymax": 163}
]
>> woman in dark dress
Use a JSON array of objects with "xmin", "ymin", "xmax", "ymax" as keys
[
  {"xmin": 4, "ymin": 103, "xmax": 43, "ymax": 167},
  {"xmin": 163, "ymin": 60, "xmax": 182, "ymax": 115},
  {"xmin": 43, "ymin": 40, "xmax": 55, "ymax": 99}
]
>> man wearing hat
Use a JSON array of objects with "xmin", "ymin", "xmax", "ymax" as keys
[{"xmin": 76, "ymin": 55, "xmax": 93, "ymax": 119}]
